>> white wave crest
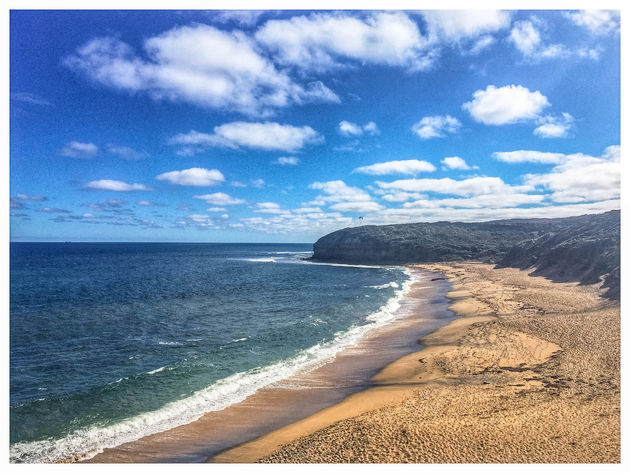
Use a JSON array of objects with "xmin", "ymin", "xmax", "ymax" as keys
[{"xmin": 367, "ymin": 282, "xmax": 400, "ymax": 290}]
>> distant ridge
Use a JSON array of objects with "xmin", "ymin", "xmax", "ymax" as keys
[{"xmin": 312, "ymin": 210, "xmax": 620, "ymax": 300}]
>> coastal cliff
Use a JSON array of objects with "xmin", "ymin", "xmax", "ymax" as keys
[{"xmin": 312, "ymin": 210, "xmax": 620, "ymax": 300}]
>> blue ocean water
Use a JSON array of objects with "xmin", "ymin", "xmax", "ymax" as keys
[{"xmin": 9, "ymin": 242, "xmax": 412, "ymax": 463}]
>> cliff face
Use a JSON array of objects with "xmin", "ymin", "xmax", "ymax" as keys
[{"xmin": 312, "ymin": 210, "xmax": 620, "ymax": 300}]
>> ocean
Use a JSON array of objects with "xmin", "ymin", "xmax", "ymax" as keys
[{"xmin": 9, "ymin": 242, "xmax": 417, "ymax": 463}]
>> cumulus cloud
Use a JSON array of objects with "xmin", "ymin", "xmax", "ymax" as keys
[
  {"xmin": 492, "ymin": 150, "xmax": 566, "ymax": 164},
  {"xmin": 329, "ymin": 201, "xmax": 384, "ymax": 212},
  {"xmin": 175, "ymin": 213, "xmax": 228, "ymax": 229},
  {"xmin": 156, "ymin": 168, "xmax": 225, "ymax": 187},
  {"xmin": 377, "ymin": 176, "xmax": 532, "ymax": 197},
  {"xmin": 61, "ymin": 141, "xmax": 98, "ymax": 158},
  {"xmin": 422, "ymin": 10, "xmax": 511, "ymax": 42},
  {"xmin": 402, "ymin": 193, "xmax": 545, "ymax": 209},
  {"xmin": 309, "ymin": 180, "xmax": 373, "ymax": 203},
  {"xmin": 236, "ymin": 208, "xmax": 353, "ymax": 236},
  {"xmin": 136, "ymin": 200, "xmax": 161, "ymax": 206},
  {"xmin": 16, "ymin": 194, "xmax": 47, "ymax": 201},
  {"xmin": 533, "ymin": 113, "xmax": 575, "ymax": 138},
  {"xmin": 88, "ymin": 199, "xmax": 127, "ymax": 211},
  {"xmin": 107, "ymin": 145, "xmax": 149, "ymax": 160},
  {"xmin": 308, "ymin": 180, "xmax": 383, "ymax": 212},
  {"xmin": 85, "ymin": 179, "xmax": 153, "ymax": 191},
  {"xmin": 524, "ymin": 145, "xmax": 620, "ymax": 203},
  {"xmin": 212, "ymin": 10, "xmax": 266, "ymax": 27},
  {"xmin": 256, "ymin": 11, "xmax": 434, "ymax": 72},
  {"xmin": 37, "ymin": 207, "xmax": 71, "ymax": 214},
  {"xmin": 353, "ymin": 159, "xmax": 436, "ymax": 176},
  {"xmin": 462, "ymin": 85, "xmax": 549, "ymax": 125},
  {"xmin": 509, "ymin": 20, "xmax": 542, "ymax": 56},
  {"xmin": 254, "ymin": 202, "xmax": 284, "ymax": 213},
  {"xmin": 374, "ymin": 199, "xmax": 618, "ymax": 225},
  {"xmin": 441, "ymin": 156, "xmax": 476, "ymax": 170},
  {"xmin": 193, "ymin": 192, "xmax": 246, "ymax": 206},
  {"xmin": 170, "ymin": 121, "xmax": 323, "ymax": 154},
  {"xmin": 509, "ymin": 19, "xmax": 600, "ymax": 62},
  {"xmin": 273, "ymin": 156, "xmax": 300, "ymax": 166},
  {"xmin": 64, "ymin": 25, "xmax": 339, "ymax": 116},
  {"xmin": 338, "ymin": 120, "xmax": 380, "ymax": 136},
  {"xmin": 565, "ymin": 10, "xmax": 620, "ymax": 35},
  {"xmin": 412, "ymin": 115, "xmax": 461, "ymax": 139}
]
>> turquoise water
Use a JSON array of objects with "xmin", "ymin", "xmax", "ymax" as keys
[{"xmin": 10, "ymin": 243, "xmax": 412, "ymax": 463}]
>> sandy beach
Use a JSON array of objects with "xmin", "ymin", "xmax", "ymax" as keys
[{"xmin": 215, "ymin": 262, "xmax": 620, "ymax": 463}]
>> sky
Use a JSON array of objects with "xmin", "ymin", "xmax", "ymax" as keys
[{"xmin": 9, "ymin": 8, "xmax": 621, "ymax": 243}]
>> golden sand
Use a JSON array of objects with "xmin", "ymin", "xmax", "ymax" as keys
[{"xmin": 214, "ymin": 262, "xmax": 620, "ymax": 463}]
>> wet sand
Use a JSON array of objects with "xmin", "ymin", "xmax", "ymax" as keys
[
  {"xmin": 216, "ymin": 262, "xmax": 620, "ymax": 463},
  {"xmin": 84, "ymin": 269, "xmax": 454, "ymax": 462}
]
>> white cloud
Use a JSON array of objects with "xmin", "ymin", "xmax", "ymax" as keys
[
  {"xmin": 411, "ymin": 115, "xmax": 461, "ymax": 139},
  {"xmin": 206, "ymin": 207, "xmax": 227, "ymax": 212},
  {"xmin": 377, "ymin": 176, "xmax": 532, "ymax": 197},
  {"xmin": 61, "ymin": 141, "xmax": 98, "ymax": 159},
  {"xmin": 85, "ymin": 179, "xmax": 153, "ymax": 191},
  {"xmin": 338, "ymin": 120, "xmax": 363, "ymax": 136},
  {"xmin": 353, "ymin": 159, "xmax": 436, "ymax": 176},
  {"xmin": 338, "ymin": 120, "xmax": 380, "ymax": 136},
  {"xmin": 363, "ymin": 122, "xmax": 380, "ymax": 135},
  {"xmin": 422, "ymin": 10, "xmax": 511, "ymax": 42},
  {"xmin": 250, "ymin": 178, "xmax": 265, "ymax": 188},
  {"xmin": 37, "ymin": 207, "xmax": 71, "ymax": 214},
  {"xmin": 107, "ymin": 145, "xmax": 149, "ymax": 160},
  {"xmin": 236, "ymin": 208, "xmax": 353, "ymax": 236},
  {"xmin": 468, "ymin": 35, "xmax": 495, "ymax": 54},
  {"xmin": 462, "ymin": 85, "xmax": 549, "ymax": 125},
  {"xmin": 492, "ymin": 150, "xmax": 566, "ymax": 164},
  {"xmin": 441, "ymin": 156, "xmax": 476, "ymax": 170},
  {"xmin": 175, "ymin": 213, "xmax": 228, "ymax": 229},
  {"xmin": 509, "ymin": 20, "xmax": 541, "ymax": 56},
  {"xmin": 329, "ymin": 201, "xmax": 384, "ymax": 212},
  {"xmin": 64, "ymin": 25, "xmax": 339, "ymax": 117},
  {"xmin": 533, "ymin": 113, "xmax": 575, "ymax": 138},
  {"xmin": 213, "ymin": 10, "xmax": 265, "ymax": 27},
  {"xmin": 378, "ymin": 191, "xmax": 427, "ymax": 203},
  {"xmin": 254, "ymin": 202, "xmax": 284, "ymax": 213},
  {"xmin": 402, "ymin": 193, "xmax": 545, "ymax": 209},
  {"xmin": 16, "ymin": 194, "xmax": 47, "ymax": 201},
  {"xmin": 309, "ymin": 180, "xmax": 373, "ymax": 204},
  {"xmin": 170, "ymin": 121, "xmax": 323, "ymax": 154},
  {"xmin": 273, "ymin": 156, "xmax": 300, "ymax": 166},
  {"xmin": 374, "ymin": 199, "xmax": 619, "ymax": 225},
  {"xmin": 136, "ymin": 200, "xmax": 160, "ymax": 206},
  {"xmin": 193, "ymin": 192, "xmax": 246, "ymax": 206},
  {"xmin": 11, "ymin": 92, "xmax": 53, "ymax": 106},
  {"xmin": 256, "ymin": 11, "xmax": 434, "ymax": 72},
  {"xmin": 524, "ymin": 145, "xmax": 620, "ymax": 203},
  {"xmin": 565, "ymin": 10, "xmax": 620, "ymax": 35},
  {"xmin": 509, "ymin": 19, "xmax": 600, "ymax": 62},
  {"xmin": 156, "ymin": 168, "xmax": 225, "ymax": 187}
]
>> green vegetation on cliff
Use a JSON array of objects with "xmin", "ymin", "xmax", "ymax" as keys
[{"xmin": 312, "ymin": 210, "xmax": 620, "ymax": 300}]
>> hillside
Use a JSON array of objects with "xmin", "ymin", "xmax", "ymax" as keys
[{"xmin": 311, "ymin": 210, "xmax": 620, "ymax": 300}]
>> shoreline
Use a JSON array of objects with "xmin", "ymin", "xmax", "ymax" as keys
[
  {"xmin": 214, "ymin": 261, "xmax": 620, "ymax": 463},
  {"xmin": 82, "ymin": 267, "xmax": 454, "ymax": 462}
]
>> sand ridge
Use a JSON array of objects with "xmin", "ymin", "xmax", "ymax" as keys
[{"xmin": 214, "ymin": 262, "xmax": 620, "ymax": 463}]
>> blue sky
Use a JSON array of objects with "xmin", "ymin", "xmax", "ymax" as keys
[{"xmin": 10, "ymin": 9, "xmax": 620, "ymax": 242}]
